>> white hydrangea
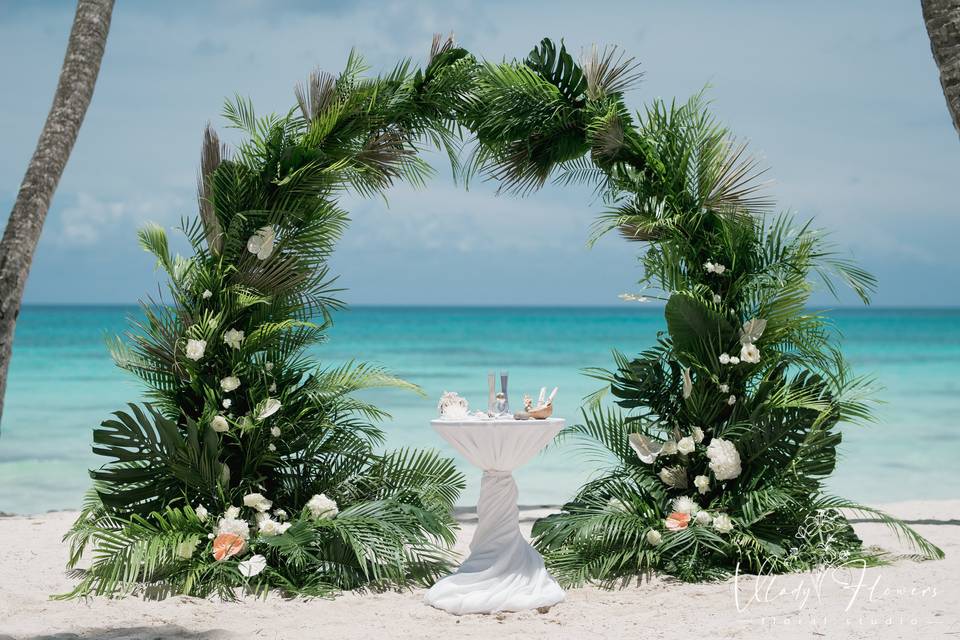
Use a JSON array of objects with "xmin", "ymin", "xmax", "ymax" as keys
[
  {"xmin": 243, "ymin": 493, "xmax": 272, "ymax": 513},
  {"xmin": 706, "ymin": 438, "xmax": 742, "ymax": 480},
  {"xmin": 185, "ymin": 339, "xmax": 206, "ymax": 361},
  {"xmin": 223, "ymin": 328, "xmax": 244, "ymax": 350},
  {"xmin": 740, "ymin": 342, "xmax": 761, "ymax": 364},
  {"xmin": 645, "ymin": 529, "xmax": 662, "ymax": 545},
  {"xmin": 307, "ymin": 493, "xmax": 339, "ymax": 519},
  {"xmin": 257, "ymin": 516, "xmax": 291, "ymax": 537},
  {"xmin": 671, "ymin": 496, "xmax": 699, "ymax": 515},
  {"xmin": 677, "ymin": 436, "xmax": 695, "ymax": 455},
  {"xmin": 220, "ymin": 376, "xmax": 241, "ymax": 392},
  {"xmin": 211, "ymin": 415, "xmax": 229, "ymax": 433},
  {"xmin": 695, "ymin": 511, "xmax": 712, "ymax": 526},
  {"xmin": 694, "ymin": 475, "xmax": 710, "ymax": 494},
  {"xmin": 713, "ymin": 513, "xmax": 734, "ymax": 534},
  {"xmin": 216, "ymin": 513, "xmax": 249, "ymax": 540}
]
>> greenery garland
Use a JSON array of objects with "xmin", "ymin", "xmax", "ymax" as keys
[{"xmin": 63, "ymin": 35, "xmax": 940, "ymax": 599}]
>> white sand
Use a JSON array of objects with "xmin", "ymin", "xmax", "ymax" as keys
[{"xmin": 0, "ymin": 501, "xmax": 957, "ymax": 640}]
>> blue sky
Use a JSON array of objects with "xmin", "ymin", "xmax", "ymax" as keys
[{"xmin": 1, "ymin": 0, "xmax": 958, "ymax": 306}]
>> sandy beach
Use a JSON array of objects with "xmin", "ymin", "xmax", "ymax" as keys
[{"xmin": 0, "ymin": 501, "xmax": 956, "ymax": 640}]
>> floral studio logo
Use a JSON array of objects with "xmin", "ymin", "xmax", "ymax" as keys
[{"xmin": 732, "ymin": 510, "xmax": 942, "ymax": 630}]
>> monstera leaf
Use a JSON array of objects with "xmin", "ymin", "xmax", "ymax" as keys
[
  {"xmin": 664, "ymin": 292, "xmax": 738, "ymax": 367},
  {"xmin": 525, "ymin": 38, "xmax": 587, "ymax": 104},
  {"xmin": 91, "ymin": 403, "xmax": 221, "ymax": 515}
]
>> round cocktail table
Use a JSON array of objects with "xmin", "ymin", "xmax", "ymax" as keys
[{"xmin": 425, "ymin": 417, "xmax": 566, "ymax": 615}]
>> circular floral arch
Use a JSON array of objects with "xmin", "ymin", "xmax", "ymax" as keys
[{"xmin": 65, "ymin": 35, "xmax": 939, "ymax": 599}]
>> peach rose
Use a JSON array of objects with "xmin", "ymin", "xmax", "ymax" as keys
[
  {"xmin": 664, "ymin": 512, "xmax": 691, "ymax": 531},
  {"xmin": 212, "ymin": 533, "xmax": 246, "ymax": 561}
]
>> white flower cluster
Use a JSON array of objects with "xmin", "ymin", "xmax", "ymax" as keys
[
  {"xmin": 216, "ymin": 506, "xmax": 250, "ymax": 540},
  {"xmin": 185, "ymin": 339, "xmax": 207, "ymax": 361},
  {"xmin": 718, "ymin": 352, "xmax": 740, "ymax": 366},
  {"xmin": 703, "ymin": 261, "xmax": 727, "ymax": 275},
  {"xmin": 706, "ymin": 438, "xmax": 742, "ymax": 481},
  {"xmin": 307, "ymin": 493, "xmax": 339, "ymax": 519}
]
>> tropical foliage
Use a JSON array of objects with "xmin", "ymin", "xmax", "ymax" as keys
[
  {"xmin": 64, "ymin": 34, "xmax": 941, "ymax": 598},
  {"xmin": 62, "ymin": 41, "xmax": 476, "ymax": 599},
  {"xmin": 456, "ymin": 39, "xmax": 943, "ymax": 585}
]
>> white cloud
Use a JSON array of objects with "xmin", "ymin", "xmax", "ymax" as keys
[{"xmin": 55, "ymin": 192, "xmax": 188, "ymax": 246}]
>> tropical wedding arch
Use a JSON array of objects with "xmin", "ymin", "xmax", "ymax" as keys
[{"xmin": 62, "ymin": 36, "xmax": 941, "ymax": 599}]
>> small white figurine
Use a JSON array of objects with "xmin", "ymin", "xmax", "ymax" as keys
[{"xmin": 438, "ymin": 391, "xmax": 470, "ymax": 419}]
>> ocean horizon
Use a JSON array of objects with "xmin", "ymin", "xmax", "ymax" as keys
[{"xmin": 2, "ymin": 304, "xmax": 958, "ymax": 514}]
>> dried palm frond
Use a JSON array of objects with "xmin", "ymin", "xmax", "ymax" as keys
[
  {"xmin": 581, "ymin": 44, "xmax": 643, "ymax": 101},
  {"xmin": 197, "ymin": 124, "xmax": 227, "ymax": 254},
  {"xmin": 702, "ymin": 138, "xmax": 774, "ymax": 215},
  {"xmin": 295, "ymin": 68, "xmax": 337, "ymax": 121},
  {"xmin": 429, "ymin": 32, "xmax": 455, "ymax": 64}
]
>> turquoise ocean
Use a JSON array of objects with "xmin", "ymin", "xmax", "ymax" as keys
[{"xmin": 1, "ymin": 305, "xmax": 958, "ymax": 514}]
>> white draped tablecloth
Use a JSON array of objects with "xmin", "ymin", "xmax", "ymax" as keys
[{"xmin": 425, "ymin": 417, "xmax": 566, "ymax": 615}]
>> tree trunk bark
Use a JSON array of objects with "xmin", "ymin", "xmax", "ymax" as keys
[
  {"xmin": 0, "ymin": 0, "xmax": 114, "ymax": 429},
  {"xmin": 922, "ymin": 0, "xmax": 960, "ymax": 137}
]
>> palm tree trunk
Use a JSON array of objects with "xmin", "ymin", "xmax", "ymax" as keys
[
  {"xmin": 0, "ymin": 0, "xmax": 114, "ymax": 429},
  {"xmin": 922, "ymin": 0, "xmax": 960, "ymax": 136}
]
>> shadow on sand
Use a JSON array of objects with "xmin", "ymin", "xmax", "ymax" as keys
[{"xmin": 0, "ymin": 626, "xmax": 229, "ymax": 640}]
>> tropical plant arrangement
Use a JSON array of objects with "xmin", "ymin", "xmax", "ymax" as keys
[
  {"xmin": 456, "ymin": 38, "xmax": 943, "ymax": 585},
  {"xmin": 61, "ymin": 40, "xmax": 478, "ymax": 599}
]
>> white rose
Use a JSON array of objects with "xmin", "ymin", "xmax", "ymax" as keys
[
  {"xmin": 727, "ymin": 395, "xmax": 737, "ymax": 405},
  {"xmin": 211, "ymin": 415, "xmax": 229, "ymax": 433},
  {"xmin": 713, "ymin": 513, "xmax": 734, "ymax": 534},
  {"xmin": 692, "ymin": 427, "xmax": 705, "ymax": 443},
  {"xmin": 719, "ymin": 353, "xmax": 730, "ymax": 365},
  {"xmin": 195, "ymin": 504, "xmax": 208, "ymax": 522},
  {"xmin": 270, "ymin": 426, "xmax": 281, "ymax": 437},
  {"xmin": 306, "ymin": 493, "xmax": 338, "ymax": 519},
  {"xmin": 243, "ymin": 492, "xmax": 272, "ymax": 513},
  {"xmin": 223, "ymin": 328, "xmax": 245, "ymax": 350},
  {"xmin": 237, "ymin": 554, "xmax": 267, "ymax": 578},
  {"xmin": 247, "ymin": 225, "xmax": 275, "ymax": 260},
  {"xmin": 729, "ymin": 356, "xmax": 740, "ymax": 365},
  {"xmin": 695, "ymin": 511, "xmax": 712, "ymax": 526},
  {"xmin": 222, "ymin": 398, "xmax": 232, "ymax": 409},
  {"xmin": 677, "ymin": 436, "xmax": 695, "ymax": 455},
  {"xmin": 706, "ymin": 438, "xmax": 742, "ymax": 481},
  {"xmin": 645, "ymin": 529, "xmax": 662, "ymax": 546},
  {"xmin": 185, "ymin": 339, "xmax": 207, "ymax": 361},
  {"xmin": 740, "ymin": 342, "xmax": 760, "ymax": 364},
  {"xmin": 671, "ymin": 496, "xmax": 699, "ymax": 515},
  {"xmin": 268, "ymin": 443, "xmax": 276, "ymax": 452},
  {"xmin": 220, "ymin": 376, "xmax": 240, "ymax": 392},
  {"xmin": 694, "ymin": 475, "xmax": 710, "ymax": 494}
]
